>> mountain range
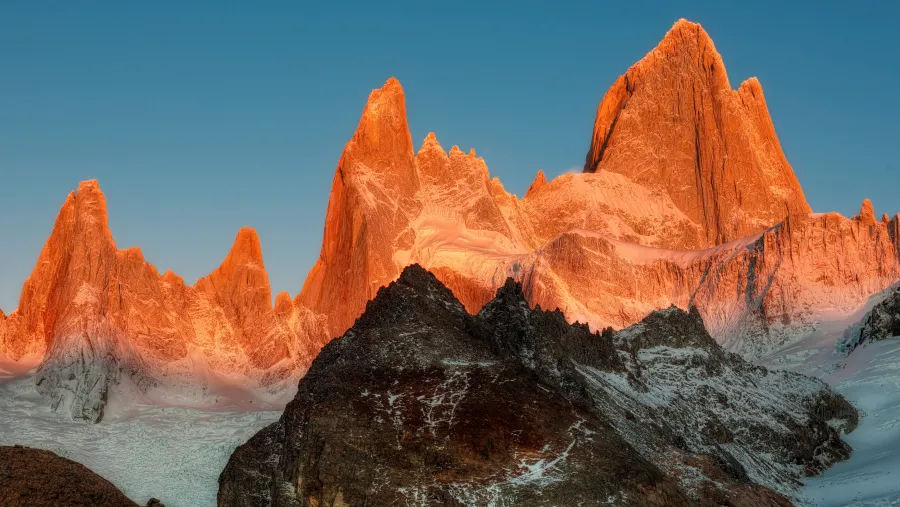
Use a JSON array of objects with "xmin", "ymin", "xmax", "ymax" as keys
[{"xmin": 1, "ymin": 19, "xmax": 897, "ymax": 426}]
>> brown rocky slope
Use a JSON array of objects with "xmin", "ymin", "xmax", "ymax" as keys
[{"xmin": 0, "ymin": 445, "xmax": 144, "ymax": 506}]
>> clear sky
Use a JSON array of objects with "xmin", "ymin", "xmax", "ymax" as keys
[{"xmin": 1, "ymin": 1, "xmax": 897, "ymax": 313}]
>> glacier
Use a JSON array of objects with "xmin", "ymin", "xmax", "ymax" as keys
[
  {"xmin": 0, "ymin": 365, "xmax": 281, "ymax": 507},
  {"xmin": 758, "ymin": 289, "xmax": 900, "ymax": 506}
]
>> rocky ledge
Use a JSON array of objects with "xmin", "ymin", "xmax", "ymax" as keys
[{"xmin": 219, "ymin": 265, "xmax": 857, "ymax": 506}]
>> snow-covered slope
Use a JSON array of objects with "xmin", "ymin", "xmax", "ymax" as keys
[
  {"xmin": 755, "ymin": 285, "xmax": 900, "ymax": 506},
  {"xmin": 0, "ymin": 372, "xmax": 280, "ymax": 507},
  {"xmin": 799, "ymin": 338, "xmax": 900, "ymax": 506}
]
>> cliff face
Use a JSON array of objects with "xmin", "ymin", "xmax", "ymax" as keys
[
  {"xmin": 0, "ymin": 181, "xmax": 329, "ymax": 422},
  {"xmin": 297, "ymin": 78, "xmax": 423, "ymax": 338},
  {"xmin": 583, "ymin": 19, "xmax": 810, "ymax": 247},
  {"xmin": 518, "ymin": 211, "xmax": 900, "ymax": 359}
]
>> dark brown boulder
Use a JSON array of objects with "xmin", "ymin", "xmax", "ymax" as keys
[{"xmin": 0, "ymin": 445, "xmax": 139, "ymax": 507}]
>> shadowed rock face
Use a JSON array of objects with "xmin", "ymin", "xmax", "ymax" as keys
[
  {"xmin": 841, "ymin": 285, "xmax": 900, "ymax": 353},
  {"xmin": 219, "ymin": 265, "xmax": 856, "ymax": 506},
  {"xmin": 0, "ymin": 445, "xmax": 140, "ymax": 507}
]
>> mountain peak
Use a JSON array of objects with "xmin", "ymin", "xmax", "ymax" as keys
[
  {"xmin": 160, "ymin": 269, "xmax": 184, "ymax": 286},
  {"xmin": 274, "ymin": 291, "xmax": 293, "ymax": 316},
  {"xmin": 525, "ymin": 170, "xmax": 547, "ymax": 198},
  {"xmin": 417, "ymin": 131, "xmax": 445, "ymax": 156},
  {"xmin": 582, "ymin": 19, "xmax": 809, "ymax": 247},
  {"xmin": 299, "ymin": 78, "xmax": 420, "ymax": 338},
  {"xmin": 353, "ymin": 264, "xmax": 467, "ymax": 332},
  {"xmin": 354, "ymin": 78, "xmax": 410, "ymax": 143},
  {"xmin": 857, "ymin": 199, "xmax": 877, "ymax": 225},
  {"xmin": 648, "ymin": 18, "xmax": 727, "ymax": 88},
  {"xmin": 230, "ymin": 226, "xmax": 264, "ymax": 267},
  {"xmin": 338, "ymin": 77, "xmax": 417, "ymax": 186},
  {"xmin": 362, "ymin": 77, "xmax": 405, "ymax": 119},
  {"xmin": 71, "ymin": 179, "xmax": 113, "ymax": 240},
  {"xmin": 664, "ymin": 19, "xmax": 717, "ymax": 49}
]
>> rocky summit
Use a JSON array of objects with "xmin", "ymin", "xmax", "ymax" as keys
[
  {"xmin": 583, "ymin": 20, "xmax": 810, "ymax": 246},
  {"xmin": 218, "ymin": 265, "xmax": 856, "ymax": 506}
]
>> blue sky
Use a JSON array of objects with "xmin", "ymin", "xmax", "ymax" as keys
[{"xmin": 1, "ymin": 1, "xmax": 897, "ymax": 312}]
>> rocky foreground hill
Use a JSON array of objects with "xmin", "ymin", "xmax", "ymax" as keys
[
  {"xmin": 0, "ymin": 445, "xmax": 150, "ymax": 506},
  {"xmin": 218, "ymin": 265, "xmax": 856, "ymax": 506}
]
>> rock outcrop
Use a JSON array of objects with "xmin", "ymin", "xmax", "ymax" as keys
[
  {"xmin": 0, "ymin": 181, "xmax": 329, "ymax": 422},
  {"xmin": 840, "ymin": 284, "xmax": 900, "ymax": 353},
  {"xmin": 583, "ymin": 19, "xmax": 810, "ymax": 247},
  {"xmin": 856, "ymin": 198, "xmax": 877, "ymax": 226},
  {"xmin": 219, "ymin": 265, "xmax": 855, "ymax": 506},
  {"xmin": 524, "ymin": 169, "xmax": 546, "ymax": 198},
  {"xmin": 0, "ymin": 445, "xmax": 141, "ymax": 506}
]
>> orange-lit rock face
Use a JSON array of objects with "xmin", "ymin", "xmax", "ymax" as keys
[
  {"xmin": 524, "ymin": 170, "xmax": 546, "ymax": 198},
  {"xmin": 298, "ymin": 78, "xmax": 423, "ymax": 337},
  {"xmin": 0, "ymin": 181, "xmax": 329, "ymax": 420},
  {"xmin": 583, "ymin": 19, "xmax": 810, "ymax": 248},
  {"xmin": 889, "ymin": 215, "xmax": 900, "ymax": 256},
  {"xmin": 856, "ymin": 199, "xmax": 877, "ymax": 226},
  {"xmin": 521, "ymin": 212, "xmax": 900, "ymax": 358},
  {"xmin": 194, "ymin": 227, "xmax": 293, "ymax": 369},
  {"xmin": 298, "ymin": 20, "xmax": 900, "ymax": 358}
]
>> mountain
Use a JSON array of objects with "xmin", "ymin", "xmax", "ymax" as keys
[
  {"xmin": 219, "ymin": 265, "xmax": 855, "ymax": 506},
  {"xmin": 583, "ymin": 19, "xmax": 810, "ymax": 247},
  {"xmin": 0, "ymin": 181, "xmax": 329, "ymax": 422},
  {"xmin": 2, "ymin": 18, "xmax": 898, "ymax": 422},
  {"xmin": 297, "ymin": 20, "xmax": 900, "ymax": 357}
]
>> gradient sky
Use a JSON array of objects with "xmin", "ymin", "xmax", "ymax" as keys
[{"xmin": 1, "ymin": 1, "xmax": 898, "ymax": 313}]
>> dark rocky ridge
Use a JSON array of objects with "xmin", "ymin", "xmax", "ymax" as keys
[
  {"xmin": 0, "ymin": 445, "xmax": 141, "ymax": 506},
  {"xmin": 841, "ymin": 284, "xmax": 900, "ymax": 354},
  {"xmin": 219, "ymin": 265, "xmax": 857, "ymax": 506}
]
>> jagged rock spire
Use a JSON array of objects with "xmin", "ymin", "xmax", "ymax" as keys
[
  {"xmin": 857, "ymin": 198, "xmax": 876, "ymax": 225},
  {"xmin": 583, "ymin": 19, "xmax": 810, "ymax": 246},
  {"xmin": 525, "ymin": 170, "xmax": 547, "ymax": 198}
]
